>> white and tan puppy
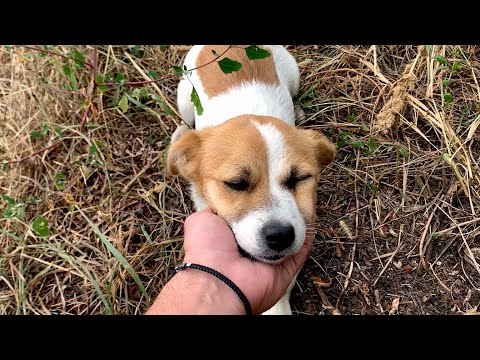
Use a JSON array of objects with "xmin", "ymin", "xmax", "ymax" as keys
[{"xmin": 167, "ymin": 45, "xmax": 336, "ymax": 315}]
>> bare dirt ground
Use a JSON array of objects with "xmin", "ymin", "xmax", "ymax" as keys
[{"xmin": 1, "ymin": 45, "xmax": 479, "ymax": 315}]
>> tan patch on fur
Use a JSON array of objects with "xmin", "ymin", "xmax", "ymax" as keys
[
  {"xmin": 167, "ymin": 115, "xmax": 335, "ymax": 224},
  {"xmin": 196, "ymin": 45, "xmax": 280, "ymax": 99}
]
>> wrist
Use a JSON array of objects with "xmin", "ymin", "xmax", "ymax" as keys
[{"xmin": 147, "ymin": 267, "xmax": 246, "ymax": 315}]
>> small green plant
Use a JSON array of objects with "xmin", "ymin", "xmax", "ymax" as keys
[
  {"xmin": 1, "ymin": 194, "xmax": 24, "ymax": 220},
  {"xmin": 32, "ymin": 216, "xmax": 49, "ymax": 237},
  {"xmin": 337, "ymin": 132, "xmax": 378, "ymax": 157},
  {"xmin": 1, "ymin": 195, "xmax": 45, "ymax": 237},
  {"xmin": 434, "ymin": 52, "xmax": 464, "ymax": 106},
  {"xmin": 366, "ymin": 181, "xmax": 379, "ymax": 193},
  {"xmin": 399, "ymin": 145, "xmax": 409, "ymax": 158},
  {"xmin": 55, "ymin": 172, "xmax": 66, "ymax": 190}
]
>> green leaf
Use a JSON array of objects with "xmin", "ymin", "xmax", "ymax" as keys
[
  {"xmin": 442, "ymin": 79, "xmax": 449, "ymax": 87},
  {"xmin": 368, "ymin": 138, "xmax": 378, "ymax": 153},
  {"xmin": 452, "ymin": 61, "xmax": 462, "ymax": 71},
  {"xmin": 434, "ymin": 55, "xmax": 447, "ymax": 65},
  {"xmin": 124, "ymin": 93, "xmax": 150, "ymax": 112},
  {"xmin": 159, "ymin": 45, "xmax": 167, "ymax": 52},
  {"xmin": 96, "ymin": 75, "xmax": 109, "ymax": 91},
  {"xmin": 350, "ymin": 140, "xmax": 366, "ymax": 148},
  {"xmin": 399, "ymin": 146, "xmax": 409, "ymax": 158},
  {"xmin": 138, "ymin": 87, "xmax": 149, "ymax": 99},
  {"xmin": 89, "ymin": 144, "xmax": 97, "ymax": 155},
  {"xmin": 444, "ymin": 92, "xmax": 453, "ymax": 104},
  {"xmin": 30, "ymin": 131, "xmax": 43, "ymax": 139},
  {"xmin": 367, "ymin": 182, "xmax": 379, "ymax": 193},
  {"xmin": 53, "ymin": 127, "xmax": 63, "ymax": 138},
  {"xmin": 431, "ymin": 233, "xmax": 445, "ymax": 240},
  {"xmin": 0, "ymin": 163, "xmax": 8, "ymax": 171},
  {"xmin": 129, "ymin": 46, "xmax": 142, "ymax": 57},
  {"xmin": 32, "ymin": 216, "xmax": 49, "ymax": 237},
  {"xmin": 218, "ymin": 57, "xmax": 243, "ymax": 74},
  {"xmin": 1, "ymin": 194, "xmax": 16, "ymax": 205},
  {"xmin": 69, "ymin": 71, "xmax": 78, "ymax": 92},
  {"xmin": 172, "ymin": 66, "xmax": 184, "ymax": 76},
  {"xmin": 151, "ymin": 94, "xmax": 176, "ymax": 116},
  {"xmin": 115, "ymin": 73, "xmax": 126, "ymax": 83},
  {"xmin": 212, "ymin": 49, "xmax": 218, "ymax": 56},
  {"xmin": 63, "ymin": 64, "xmax": 72, "ymax": 76},
  {"xmin": 4, "ymin": 204, "xmax": 24, "ymax": 219},
  {"xmin": 88, "ymin": 144, "xmax": 98, "ymax": 155},
  {"xmin": 148, "ymin": 70, "xmax": 159, "ymax": 79},
  {"xmin": 245, "ymin": 45, "xmax": 271, "ymax": 60},
  {"xmin": 73, "ymin": 52, "xmax": 85, "ymax": 69},
  {"xmin": 190, "ymin": 87, "xmax": 204, "ymax": 116},
  {"xmin": 76, "ymin": 206, "xmax": 149, "ymax": 305},
  {"xmin": 119, "ymin": 94, "xmax": 129, "ymax": 113},
  {"xmin": 55, "ymin": 172, "xmax": 65, "ymax": 190}
]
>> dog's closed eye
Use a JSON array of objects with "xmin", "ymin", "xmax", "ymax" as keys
[
  {"xmin": 224, "ymin": 179, "xmax": 250, "ymax": 191},
  {"xmin": 283, "ymin": 169, "xmax": 312, "ymax": 190}
]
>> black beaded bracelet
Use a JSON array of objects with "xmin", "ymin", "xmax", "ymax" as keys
[{"xmin": 174, "ymin": 262, "xmax": 253, "ymax": 315}]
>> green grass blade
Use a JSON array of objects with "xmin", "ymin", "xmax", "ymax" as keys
[
  {"xmin": 76, "ymin": 206, "xmax": 149, "ymax": 305},
  {"xmin": 57, "ymin": 251, "xmax": 113, "ymax": 315},
  {"xmin": 0, "ymin": 228, "xmax": 22, "ymax": 241}
]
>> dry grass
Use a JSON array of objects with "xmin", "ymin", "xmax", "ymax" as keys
[{"xmin": 1, "ymin": 45, "xmax": 479, "ymax": 315}]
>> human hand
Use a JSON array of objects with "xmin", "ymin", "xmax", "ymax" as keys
[{"xmin": 182, "ymin": 199, "xmax": 317, "ymax": 314}]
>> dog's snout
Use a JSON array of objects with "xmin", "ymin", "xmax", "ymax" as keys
[{"xmin": 263, "ymin": 223, "xmax": 295, "ymax": 251}]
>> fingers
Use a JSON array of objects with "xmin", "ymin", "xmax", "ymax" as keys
[{"xmin": 183, "ymin": 207, "xmax": 238, "ymax": 254}]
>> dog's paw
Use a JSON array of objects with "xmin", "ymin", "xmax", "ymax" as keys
[{"xmin": 171, "ymin": 124, "xmax": 191, "ymax": 144}]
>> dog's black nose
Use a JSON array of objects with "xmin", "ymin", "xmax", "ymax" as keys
[{"xmin": 263, "ymin": 223, "xmax": 295, "ymax": 251}]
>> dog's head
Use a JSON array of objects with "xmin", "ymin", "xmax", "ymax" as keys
[{"xmin": 167, "ymin": 115, "xmax": 336, "ymax": 263}]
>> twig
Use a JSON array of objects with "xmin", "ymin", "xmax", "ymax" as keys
[
  {"xmin": 22, "ymin": 45, "xmax": 94, "ymax": 69},
  {"xmin": 314, "ymin": 284, "xmax": 341, "ymax": 315},
  {"xmin": 79, "ymin": 103, "xmax": 92, "ymax": 132},
  {"xmin": 6, "ymin": 139, "xmax": 65, "ymax": 164},
  {"xmin": 100, "ymin": 45, "xmax": 233, "ymax": 88},
  {"xmin": 122, "ymin": 154, "xmax": 162, "ymax": 193},
  {"xmin": 373, "ymin": 241, "xmax": 404, "ymax": 286}
]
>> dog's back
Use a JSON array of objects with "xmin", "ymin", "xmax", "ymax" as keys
[{"xmin": 177, "ymin": 45, "xmax": 300, "ymax": 130}]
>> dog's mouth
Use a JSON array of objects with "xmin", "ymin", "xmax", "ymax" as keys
[
  {"xmin": 258, "ymin": 254, "xmax": 284, "ymax": 262},
  {"xmin": 238, "ymin": 246, "xmax": 287, "ymax": 264}
]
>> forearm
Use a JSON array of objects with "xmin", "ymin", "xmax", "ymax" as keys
[{"xmin": 146, "ymin": 270, "xmax": 246, "ymax": 315}]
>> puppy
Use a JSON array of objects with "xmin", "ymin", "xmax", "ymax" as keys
[{"xmin": 167, "ymin": 45, "xmax": 336, "ymax": 315}]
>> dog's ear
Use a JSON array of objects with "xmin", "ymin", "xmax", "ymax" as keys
[
  {"xmin": 167, "ymin": 129, "xmax": 201, "ymax": 181},
  {"xmin": 301, "ymin": 129, "xmax": 336, "ymax": 167}
]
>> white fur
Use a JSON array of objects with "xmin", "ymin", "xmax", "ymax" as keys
[{"xmin": 175, "ymin": 45, "xmax": 303, "ymax": 315}]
